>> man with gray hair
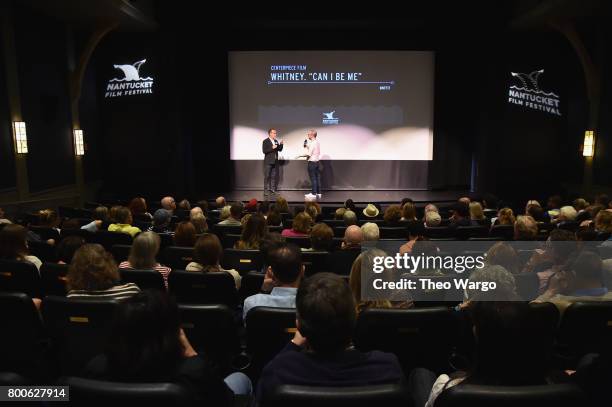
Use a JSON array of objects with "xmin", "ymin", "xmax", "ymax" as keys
[
  {"xmin": 161, "ymin": 196, "xmax": 176, "ymax": 215},
  {"xmin": 343, "ymin": 210, "xmax": 357, "ymax": 226},
  {"xmin": 301, "ymin": 129, "xmax": 321, "ymax": 200},
  {"xmin": 361, "ymin": 222, "xmax": 380, "ymax": 241}
]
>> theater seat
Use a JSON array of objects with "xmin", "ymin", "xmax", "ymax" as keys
[
  {"xmin": 513, "ymin": 272, "xmax": 539, "ymax": 301},
  {"xmin": 455, "ymin": 226, "xmax": 489, "ymax": 240},
  {"xmin": 161, "ymin": 246, "xmax": 194, "ymax": 269},
  {"xmin": 0, "ymin": 259, "xmax": 41, "ymax": 298},
  {"xmin": 91, "ymin": 231, "xmax": 133, "ymax": 251},
  {"xmin": 29, "ymin": 226, "xmax": 60, "ymax": 242},
  {"xmin": 110, "ymin": 244, "xmax": 132, "ymax": 263},
  {"xmin": 262, "ymin": 383, "xmax": 410, "ymax": 407},
  {"xmin": 239, "ymin": 271, "xmax": 265, "ymax": 301},
  {"xmin": 40, "ymin": 262, "xmax": 69, "ymax": 296},
  {"xmin": 556, "ymin": 301, "xmax": 612, "ymax": 361},
  {"xmin": 424, "ymin": 226, "xmax": 454, "ymax": 239},
  {"xmin": 120, "ymin": 269, "xmax": 166, "ymax": 291},
  {"xmin": 489, "ymin": 225, "xmax": 514, "ymax": 240},
  {"xmin": 60, "ymin": 377, "xmax": 191, "ymax": 406},
  {"xmin": 285, "ymin": 236, "xmax": 311, "ymax": 249},
  {"xmin": 0, "ymin": 371, "xmax": 29, "ymax": 386},
  {"xmin": 302, "ymin": 251, "xmax": 329, "ymax": 276},
  {"xmin": 28, "ymin": 240, "xmax": 57, "ymax": 262},
  {"xmin": 379, "ymin": 227, "xmax": 407, "ymax": 239},
  {"xmin": 168, "ymin": 270, "xmax": 238, "ymax": 307},
  {"xmin": 434, "ymin": 383, "xmax": 585, "ymax": 407},
  {"xmin": 222, "ymin": 248, "xmax": 262, "ymax": 272},
  {"xmin": 325, "ymin": 248, "xmax": 360, "ymax": 276},
  {"xmin": 41, "ymin": 296, "xmax": 119, "ymax": 375}
]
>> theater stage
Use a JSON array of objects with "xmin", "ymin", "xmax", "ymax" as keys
[{"xmin": 217, "ymin": 189, "xmax": 469, "ymax": 206}]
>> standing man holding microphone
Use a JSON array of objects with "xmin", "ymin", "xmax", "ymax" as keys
[
  {"xmin": 262, "ymin": 128, "xmax": 283, "ymax": 199},
  {"xmin": 302, "ymin": 129, "xmax": 321, "ymax": 200}
]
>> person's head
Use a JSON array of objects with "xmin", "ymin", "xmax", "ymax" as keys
[
  {"xmin": 190, "ymin": 212, "xmax": 208, "ymax": 234},
  {"xmin": 0, "ymin": 224, "xmax": 29, "ymax": 259},
  {"xmin": 161, "ymin": 196, "xmax": 176, "ymax": 212},
  {"xmin": 0, "ymin": 207, "xmax": 5, "ymax": 219},
  {"xmin": 485, "ymin": 242, "xmax": 520, "ymax": 274},
  {"xmin": 128, "ymin": 197, "xmax": 147, "ymax": 217},
  {"xmin": 193, "ymin": 233, "xmax": 223, "ymax": 268},
  {"xmin": 573, "ymin": 198, "xmax": 589, "ymax": 211},
  {"xmin": 594, "ymin": 209, "xmax": 612, "ymax": 233},
  {"xmin": 349, "ymin": 249, "xmax": 393, "ymax": 311},
  {"xmin": 527, "ymin": 205, "xmax": 545, "ymax": 222},
  {"xmin": 594, "ymin": 193, "xmax": 610, "ymax": 208},
  {"xmin": 173, "ymin": 221, "xmax": 197, "ymax": 247},
  {"xmin": 266, "ymin": 210, "xmax": 282, "ymax": 226},
  {"xmin": 259, "ymin": 233, "xmax": 284, "ymax": 269},
  {"xmin": 109, "ymin": 206, "xmax": 121, "ymax": 223},
  {"xmin": 362, "ymin": 203, "xmax": 379, "ymax": 218},
  {"xmin": 425, "ymin": 211, "xmax": 442, "ymax": 227},
  {"xmin": 268, "ymin": 128, "xmax": 277, "ymax": 139},
  {"xmin": 548, "ymin": 229, "xmax": 576, "ymax": 265},
  {"xmin": 401, "ymin": 197, "xmax": 414, "ymax": 207},
  {"xmin": 304, "ymin": 202, "xmax": 321, "ymax": 221},
  {"xmin": 514, "ymin": 215, "xmax": 538, "ymax": 240},
  {"xmin": 307, "ymin": 129, "xmax": 317, "ymax": 140},
  {"xmin": 67, "ymin": 244, "xmax": 119, "ymax": 291},
  {"xmin": 153, "ymin": 209, "xmax": 171, "ymax": 228},
  {"xmin": 343, "ymin": 210, "xmax": 357, "ymax": 226},
  {"xmin": 343, "ymin": 225, "xmax": 363, "ymax": 248},
  {"xmin": 344, "ymin": 199, "xmax": 356, "ymax": 212},
  {"xmin": 525, "ymin": 200, "xmax": 541, "ymax": 215},
  {"xmin": 497, "ymin": 207, "xmax": 515, "ymax": 225},
  {"xmin": 267, "ymin": 243, "xmax": 304, "ymax": 286},
  {"xmin": 129, "ymin": 232, "xmax": 161, "ymax": 269},
  {"xmin": 466, "ymin": 265, "xmax": 517, "ymax": 300},
  {"xmin": 196, "ymin": 200, "xmax": 209, "ymax": 215},
  {"xmin": 401, "ymin": 202, "xmax": 417, "ymax": 221},
  {"xmin": 310, "ymin": 223, "xmax": 333, "ymax": 251},
  {"xmin": 424, "ymin": 203, "xmax": 438, "ymax": 215},
  {"xmin": 458, "ymin": 196, "xmax": 471, "ymax": 205},
  {"xmin": 38, "ymin": 209, "xmax": 59, "ymax": 228},
  {"xmin": 215, "ymin": 196, "xmax": 226, "ymax": 209},
  {"xmin": 547, "ymin": 195, "xmax": 562, "ymax": 210},
  {"xmin": 245, "ymin": 198, "xmax": 258, "ymax": 213},
  {"xmin": 230, "ymin": 203, "xmax": 243, "ymax": 220},
  {"xmin": 177, "ymin": 199, "xmax": 191, "ymax": 211},
  {"xmin": 241, "ymin": 213, "xmax": 268, "ymax": 247},
  {"xmin": 469, "ymin": 202, "xmax": 485, "ymax": 220},
  {"xmin": 106, "ymin": 290, "xmax": 183, "ymax": 381},
  {"xmin": 220, "ymin": 205, "xmax": 231, "ymax": 220},
  {"xmin": 258, "ymin": 201, "xmax": 270, "ymax": 216},
  {"xmin": 360, "ymin": 222, "xmax": 380, "ymax": 241},
  {"xmin": 189, "ymin": 206, "xmax": 203, "ymax": 219},
  {"xmin": 93, "ymin": 206, "xmax": 109, "ymax": 222},
  {"xmin": 452, "ymin": 202, "xmax": 470, "ymax": 219},
  {"xmin": 558, "ymin": 206, "xmax": 578, "ymax": 222},
  {"xmin": 482, "ymin": 193, "xmax": 499, "ymax": 210},
  {"xmin": 274, "ymin": 196, "xmax": 289, "ymax": 213},
  {"xmin": 114, "ymin": 206, "xmax": 133, "ymax": 225},
  {"xmin": 56, "ymin": 235, "xmax": 85, "ymax": 264},
  {"xmin": 571, "ymin": 250, "xmax": 603, "ymax": 287},
  {"xmin": 297, "ymin": 273, "xmax": 355, "ymax": 354},
  {"xmin": 334, "ymin": 207, "xmax": 346, "ymax": 220},
  {"xmin": 292, "ymin": 212, "xmax": 312, "ymax": 234}
]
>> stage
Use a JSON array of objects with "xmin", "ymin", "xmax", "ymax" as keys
[{"xmin": 217, "ymin": 189, "xmax": 469, "ymax": 206}]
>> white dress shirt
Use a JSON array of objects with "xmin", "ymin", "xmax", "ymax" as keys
[{"xmin": 306, "ymin": 138, "xmax": 320, "ymax": 162}]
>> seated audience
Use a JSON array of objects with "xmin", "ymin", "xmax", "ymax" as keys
[
  {"xmin": 524, "ymin": 229, "xmax": 575, "ymax": 291},
  {"xmin": 573, "ymin": 198, "xmax": 589, "ymax": 213},
  {"xmin": 190, "ymin": 211, "xmax": 208, "ymax": 234},
  {"xmin": 215, "ymin": 196, "xmax": 226, "ymax": 210},
  {"xmin": 469, "ymin": 201, "xmax": 486, "ymax": 223},
  {"xmin": 266, "ymin": 210, "xmax": 282, "ymax": 227},
  {"xmin": 482, "ymin": 193, "xmax": 499, "ymax": 217},
  {"xmin": 341, "ymin": 225, "xmax": 363, "ymax": 250},
  {"xmin": 186, "ymin": 234, "xmax": 240, "ymax": 289},
  {"xmin": 306, "ymin": 223, "xmax": 333, "ymax": 251},
  {"xmin": 66, "ymin": 244, "xmax": 140, "ymax": 300},
  {"xmin": 484, "ymin": 242, "xmax": 520, "ymax": 274},
  {"xmin": 595, "ymin": 209, "xmax": 612, "ymax": 235},
  {"xmin": 161, "ymin": 196, "xmax": 177, "ymax": 215},
  {"xmin": 82, "ymin": 206, "xmax": 110, "ymax": 232},
  {"xmin": 449, "ymin": 202, "xmax": 471, "ymax": 228},
  {"xmin": 83, "ymin": 290, "xmax": 251, "ymax": 404},
  {"xmin": 235, "ymin": 213, "xmax": 268, "ymax": 249},
  {"xmin": 281, "ymin": 212, "xmax": 311, "ymax": 237},
  {"xmin": 458, "ymin": 196, "xmax": 471, "ymax": 205},
  {"xmin": 425, "ymin": 210, "xmax": 442, "ymax": 227},
  {"xmin": 362, "ymin": 203, "xmax": 379, "ymax": 219},
  {"xmin": 148, "ymin": 208, "xmax": 173, "ymax": 234},
  {"xmin": 173, "ymin": 221, "xmax": 197, "ymax": 247},
  {"xmin": 514, "ymin": 215, "xmax": 538, "ymax": 240},
  {"xmin": 399, "ymin": 222, "xmax": 426, "ymax": 254},
  {"xmin": 342, "ymin": 209, "xmax": 358, "ymax": 226},
  {"xmin": 177, "ymin": 199, "xmax": 191, "ymax": 211},
  {"xmin": 0, "ymin": 224, "xmax": 42, "ymax": 271},
  {"xmin": 217, "ymin": 203, "xmax": 243, "ymax": 226},
  {"xmin": 38, "ymin": 209, "xmax": 61, "ymax": 231},
  {"xmin": 493, "ymin": 207, "xmax": 515, "ymax": 226},
  {"xmin": 219, "ymin": 205, "xmax": 231, "ymax": 221},
  {"xmin": 108, "ymin": 206, "xmax": 141, "ymax": 237},
  {"xmin": 384, "ymin": 204, "xmax": 402, "ymax": 225},
  {"xmin": 128, "ymin": 197, "xmax": 153, "ymax": 221},
  {"xmin": 244, "ymin": 198, "xmax": 258, "ymax": 213},
  {"xmin": 594, "ymin": 193, "xmax": 610, "ymax": 208},
  {"xmin": 401, "ymin": 201, "xmax": 418, "ymax": 222},
  {"xmin": 119, "ymin": 232, "xmax": 171, "ymax": 288},
  {"xmin": 344, "ymin": 198, "xmax": 357, "ymax": 213},
  {"xmin": 334, "ymin": 207, "xmax": 346, "ymax": 220},
  {"xmin": 554, "ymin": 205, "xmax": 578, "ymax": 225},
  {"xmin": 56, "ymin": 235, "xmax": 85, "ymax": 264},
  {"xmin": 243, "ymin": 243, "xmax": 303, "ymax": 323},
  {"xmin": 255, "ymin": 272, "xmax": 404, "ymax": 404},
  {"xmin": 361, "ymin": 222, "xmax": 380, "ymax": 241},
  {"xmin": 258, "ymin": 201, "xmax": 270, "ymax": 218},
  {"xmin": 274, "ymin": 196, "xmax": 290, "ymax": 214},
  {"xmin": 305, "ymin": 201, "xmax": 322, "ymax": 222},
  {"xmin": 528, "ymin": 204, "xmax": 546, "ymax": 223}
]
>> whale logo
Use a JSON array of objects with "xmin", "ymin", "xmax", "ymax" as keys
[
  {"xmin": 110, "ymin": 59, "xmax": 153, "ymax": 82},
  {"xmin": 322, "ymin": 111, "xmax": 336, "ymax": 119},
  {"xmin": 322, "ymin": 110, "xmax": 339, "ymax": 125},
  {"xmin": 511, "ymin": 69, "xmax": 544, "ymax": 92},
  {"xmin": 105, "ymin": 58, "xmax": 155, "ymax": 98}
]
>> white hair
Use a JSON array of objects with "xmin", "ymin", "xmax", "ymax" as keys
[
  {"xmin": 559, "ymin": 205, "xmax": 577, "ymax": 221},
  {"xmin": 360, "ymin": 222, "xmax": 380, "ymax": 241},
  {"xmin": 425, "ymin": 211, "xmax": 442, "ymax": 227}
]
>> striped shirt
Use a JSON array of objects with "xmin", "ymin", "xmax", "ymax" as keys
[
  {"xmin": 119, "ymin": 261, "xmax": 171, "ymax": 289},
  {"xmin": 67, "ymin": 283, "xmax": 140, "ymax": 301}
]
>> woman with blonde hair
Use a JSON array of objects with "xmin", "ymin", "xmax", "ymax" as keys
[
  {"xmin": 235, "ymin": 214, "xmax": 268, "ymax": 250},
  {"xmin": 190, "ymin": 212, "xmax": 208, "ymax": 234},
  {"xmin": 401, "ymin": 202, "xmax": 418, "ymax": 222},
  {"xmin": 469, "ymin": 202, "xmax": 486, "ymax": 223},
  {"xmin": 495, "ymin": 208, "xmax": 516, "ymax": 226},
  {"xmin": 119, "ymin": 232, "xmax": 171, "ymax": 288}
]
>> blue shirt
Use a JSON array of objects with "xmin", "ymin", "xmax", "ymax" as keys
[{"xmin": 242, "ymin": 287, "xmax": 297, "ymax": 324}]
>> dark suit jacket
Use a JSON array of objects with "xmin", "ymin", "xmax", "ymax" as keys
[{"xmin": 262, "ymin": 138, "xmax": 283, "ymax": 165}]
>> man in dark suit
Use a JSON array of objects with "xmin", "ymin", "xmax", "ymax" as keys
[{"xmin": 262, "ymin": 128, "xmax": 283, "ymax": 198}]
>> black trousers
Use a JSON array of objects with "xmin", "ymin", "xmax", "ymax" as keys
[
  {"xmin": 307, "ymin": 161, "xmax": 321, "ymax": 194},
  {"xmin": 263, "ymin": 162, "xmax": 278, "ymax": 196}
]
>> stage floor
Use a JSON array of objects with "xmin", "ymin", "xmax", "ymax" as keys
[{"xmin": 217, "ymin": 189, "xmax": 469, "ymax": 205}]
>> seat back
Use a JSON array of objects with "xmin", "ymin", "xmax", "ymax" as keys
[
  {"xmin": 513, "ymin": 272, "xmax": 540, "ymax": 301},
  {"xmin": 178, "ymin": 304, "xmax": 240, "ymax": 370},
  {"xmin": 161, "ymin": 246, "xmax": 194, "ymax": 269},
  {"xmin": 29, "ymin": 226, "xmax": 60, "ymax": 242},
  {"xmin": 424, "ymin": 227, "xmax": 455, "ymax": 239},
  {"xmin": 222, "ymin": 248, "xmax": 262, "ymax": 272},
  {"xmin": 28, "ymin": 240, "xmax": 57, "ymax": 262},
  {"xmin": 285, "ymin": 236, "xmax": 311, "ymax": 249},
  {"xmin": 41, "ymin": 296, "xmax": 119, "ymax": 375},
  {"xmin": 0, "ymin": 259, "xmax": 41, "ymax": 298},
  {"xmin": 379, "ymin": 227, "xmax": 407, "ymax": 239},
  {"xmin": 168, "ymin": 270, "xmax": 238, "ymax": 306},
  {"xmin": 489, "ymin": 225, "xmax": 514, "ymax": 240},
  {"xmin": 120, "ymin": 269, "xmax": 165, "ymax": 291},
  {"xmin": 557, "ymin": 301, "xmax": 612, "ymax": 358},
  {"xmin": 40, "ymin": 262, "xmax": 69, "ymax": 296},
  {"xmin": 456, "ymin": 226, "xmax": 489, "ymax": 240},
  {"xmin": 246, "ymin": 307, "xmax": 296, "ymax": 375},
  {"xmin": 354, "ymin": 307, "xmax": 458, "ymax": 373},
  {"xmin": 110, "ymin": 244, "xmax": 132, "ymax": 263},
  {"xmin": 60, "ymin": 376, "xmax": 191, "ymax": 406},
  {"xmin": 302, "ymin": 251, "xmax": 329, "ymax": 276},
  {"xmin": 263, "ymin": 383, "xmax": 410, "ymax": 407},
  {"xmin": 91, "ymin": 231, "xmax": 133, "ymax": 251},
  {"xmin": 434, "ymin": 383, "xmax": 585, "ymax": 407},
  {"xmin": 326, "ymin": 249, "xmax": 360, "ymax": 276},
  {"xmin": 239, "ymin": 271, "xmax": 265, "ymax": 301}
]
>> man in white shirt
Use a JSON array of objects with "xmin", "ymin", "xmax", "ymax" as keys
[{"xmin": 303, "ymin": 129, "xmax": 321, "ymax": 199}]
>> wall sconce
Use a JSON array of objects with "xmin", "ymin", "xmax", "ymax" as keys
[
  {"xmin": 583, "ymin": 130, "xmax": 594, "ymax": 157},
  {"xmin": 73, "ymin": 129, "xmax": 85, "ymax": 156},
  {"xmin": 12, "ymin": 121, "xmax": 28, "ymax": 154}
]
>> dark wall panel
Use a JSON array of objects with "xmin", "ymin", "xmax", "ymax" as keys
[{"xmin": 0, "ymin": 33, "xmax": 16, "ymax": 191}]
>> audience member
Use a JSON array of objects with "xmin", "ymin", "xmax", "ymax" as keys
[
  {"xmin": 0, "ymin": 224, "xmax": 42, "ymax": 271},
  {"xmin": 108, "ymin": 206, "xmax": 141, "ymax": 237},
  {"xmin": 425, "ymin": 211, "xmax": 442, "ymax": 227},
  {"xmin": 384, "ymin": 204, "xmax": 402, "ymax": 225},
  {"xmin": 281, "ymin": 212, "xmax": 311, "ymax": 237},
  {"xmin": 0, "ymin": 207, "xmax": 11, "ymax": 224},
  {"xmin": 148, "ymin": 209, "xmax": 173, "ymax": 234},
  {"xmin": 128, "ymin": 197, "xmax": 152, "ymax": 220},
  {"xmin": 362, "ymin": 203, "xmax": 379, "ymax": 219},
  {"xmin": 274, "ymin": 196, "xmax": 290, "ymax": 214},
  {"xmin": 485, "ymin": 242, "xmax": 520, "ymax": 274},
  {"xmin": 469, "ymin": 201, "xmax": 486, "ymax": 223},
  {"xmin": 494, "ymin": 207, "xmax": 515, "ymax": 226},
  {"xmin": 190, "ymin": 211, "xmax": 208, "ymax": 234},
  {"xmin": 173, "ymin": 221, "xmax": 197, "ymax": 247},
  {"xmin": 235, "ymin": 213, "xmax": 268, "ymax": 249},
  {"xmin": 119, "ymin": 232, "xmax": 171, "ymax": 288},
  {"xmin": 401, "ymin": 202, "xmax": 418, "ymax": 222},
  {"xmin": 266, "ymin": 210, "xmax": 282, "ymax": 227},
  {"xmin": 82, "ymin": 206, "xmax": 110, "ymax": 232},
  {"xmin": 361, "ymin": 222, "xmax": 380, "ymax": 241},
  {"xmin": 342, "ymin": 225, "xmax": 363, "ymax": 250},
  {"xmin": 306, "ymin": 223, "xmax": 333, "ymax": 251},
  {"xmin": 186, "ymin": 234, "xmax": 240, "ymax": 289},
  {"xmin": 334, "ymin": 207, "xmax": 346, "ymax": 220},
  {"xmin": 514, "ymin": 215, "xmax": 538, "ymax": 240},
  {"xmin": 56, "ymin": 235, "xmax": 85, "ymax": 264},
  {"xmin": 343, "ymin": 210, "xmax": 358, "ymax": 226},
  {"xmin": 161, "ymin": 196, "xmax": 177, "ymax": 214},
  {"xmin": 449, "ymin": 202, "xmax": 471, "ymax": 228},
  {"xmin": 177, "ymin": 199, "xmax": 191, "ymax": 211},
  {"xmin": 217, "ymin": 203, "xmax": 242, "ymax": 226}
]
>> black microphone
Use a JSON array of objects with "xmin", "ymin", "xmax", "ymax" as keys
[
  {"xmin": 303, "ymin": 139, "xmax": 308, "ymax": 148},
  {"xmin": 274, "ymin": 139, "xmax": 279, "ymax": 145}
]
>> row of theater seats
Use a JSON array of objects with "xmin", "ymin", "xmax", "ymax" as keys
[{"xmin": 0, "ymin": 290, "xmax": 605, "ymax": 406}]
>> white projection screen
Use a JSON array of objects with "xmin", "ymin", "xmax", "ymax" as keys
[{"xmin": 229, "ymin": 51, "xmax": 434, "ymax": 161}]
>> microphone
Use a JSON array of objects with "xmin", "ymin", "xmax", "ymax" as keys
[
  {"xmin": 303, "ymin": 139, "xmax": 308, "ymax": 148},
  {"xmin": 274, "ymin": 139, "xmax": 279, "ymax": 145}
]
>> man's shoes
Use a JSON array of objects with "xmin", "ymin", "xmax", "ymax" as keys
[
  {"xmin": 304, "ymin": 193, "xmax": 316, "ymax": 200},
  {"xmin": 316, "ymin": 194, "xmax": 322, "ymax": 199}
]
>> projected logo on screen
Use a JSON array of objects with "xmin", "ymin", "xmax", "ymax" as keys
[
  {"xmin": 322, "ymin": 111, "xmax": 339, "ymax": 125},
  {"xmin": 105, "ymin": 59, "xmax": 154, "ymax": 98},
  {"xmin": 507, "ymin": 69, "xmax": 560, "ymax": 116}
]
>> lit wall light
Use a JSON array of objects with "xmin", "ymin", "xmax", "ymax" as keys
[
  {"xmin": 13, "ymin": 121, "xmax": 28, "ymax": 154},
  {"xmin": 583, "ymin": 130, "xmax": 594, "ymax": 157},
  {"xmin": 73, "ymin": 129, "xmax": 85, "ymax": 156}
]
